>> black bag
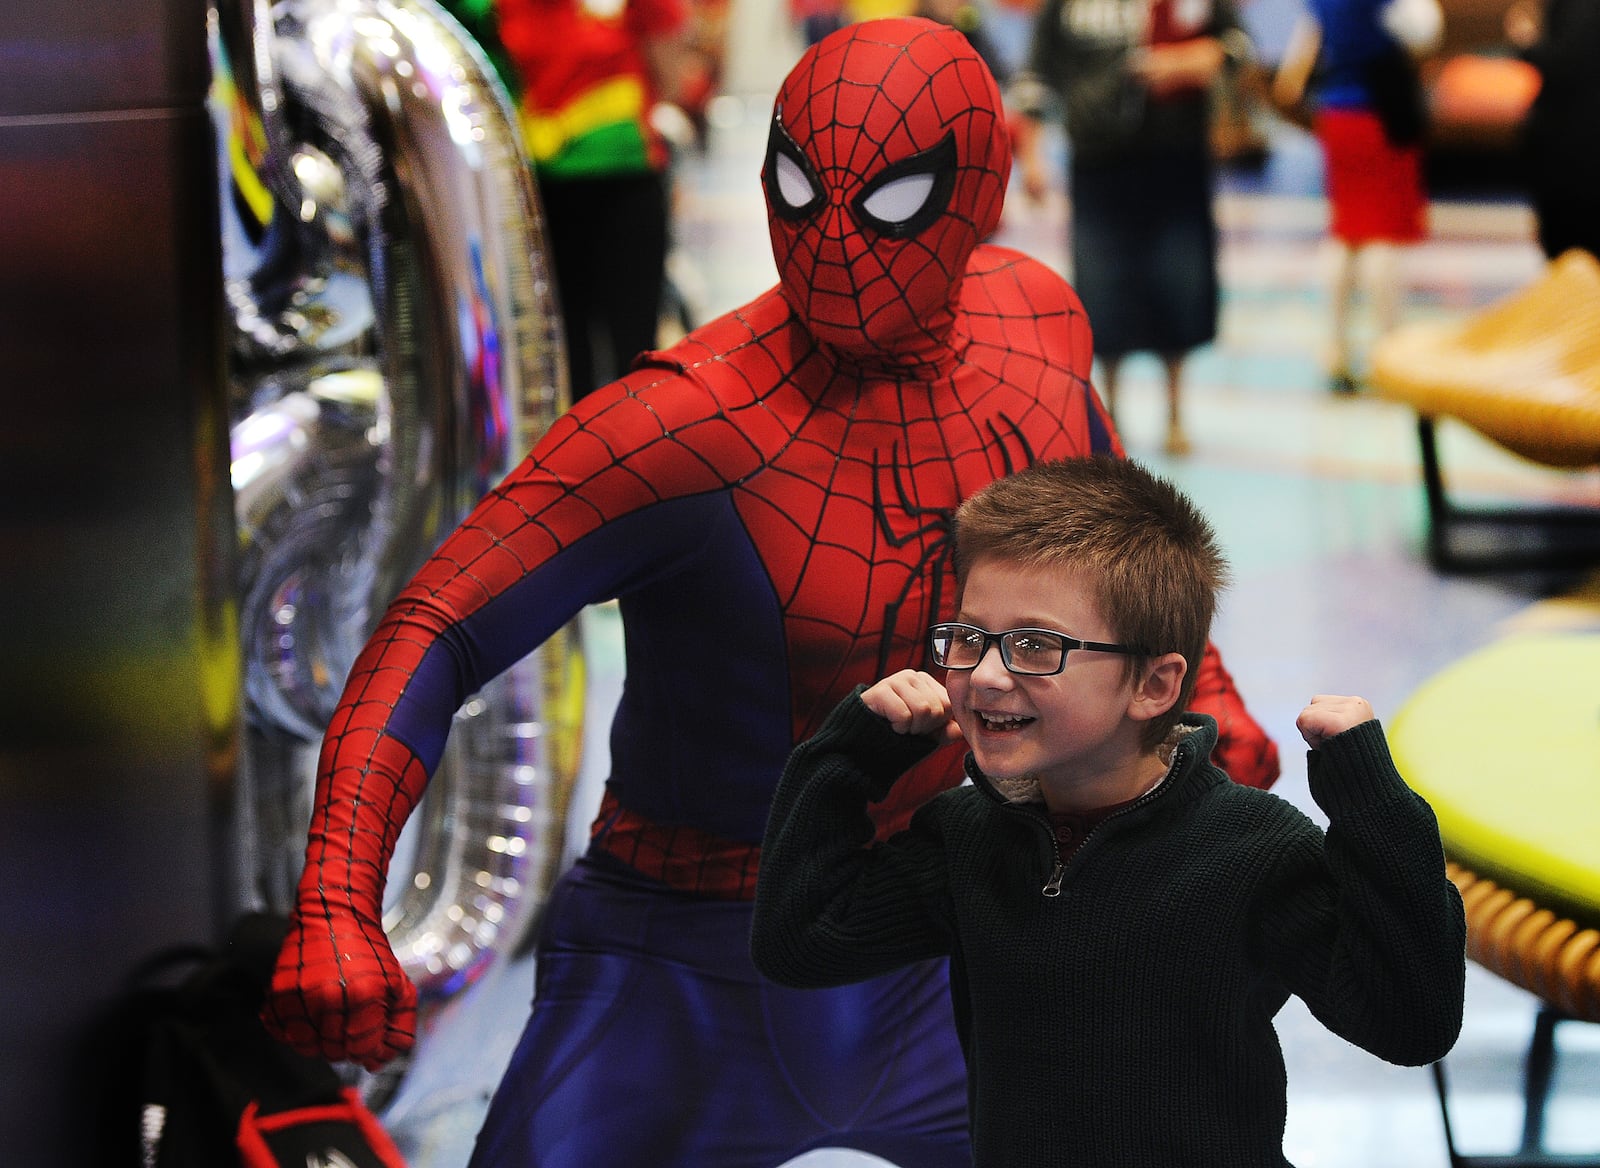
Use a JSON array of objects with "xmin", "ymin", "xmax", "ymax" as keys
[{"xmin": 86, "ymin": 913, "xmax": 407, "ymax": 1168}]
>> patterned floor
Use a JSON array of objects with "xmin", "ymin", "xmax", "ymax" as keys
[{"xmin": 376, "ymin": 47, "xmax": 1600, "ymax": 1168}]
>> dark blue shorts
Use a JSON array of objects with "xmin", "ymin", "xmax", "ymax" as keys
[{"xmin": 467, "ymin": 853, "xmax": 971, "ymax": 1168}]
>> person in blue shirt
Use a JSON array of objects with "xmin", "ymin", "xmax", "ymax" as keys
[{"xmin": 1273, "ymin": 0, "xmax": 1441, "ymax": 394}]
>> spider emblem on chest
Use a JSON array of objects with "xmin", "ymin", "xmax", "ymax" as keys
[{"xmin": 866, "ymin": 413, "xmax": 1038, "ymax": 676}]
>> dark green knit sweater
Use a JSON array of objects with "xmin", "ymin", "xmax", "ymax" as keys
[{"xmin": 752, "ymin": 690, "xmax": 1467, "ymax": 1167}]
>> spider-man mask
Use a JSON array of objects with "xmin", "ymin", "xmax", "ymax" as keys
[{"xmin": 764, "ymin": 17, "xmax": 1011, "ymax": 359}]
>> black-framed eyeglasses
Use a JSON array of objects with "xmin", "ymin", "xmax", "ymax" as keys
[{"xmin": 928, "ymin": 622, "xmax": 1145, "ymax": 677}]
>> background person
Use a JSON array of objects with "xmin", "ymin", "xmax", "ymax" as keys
[
  {"xmin": 455, "ymin": 0, "xmax": 706, "ymax": 401},
  {"xmin": 1271, "ymin": 0, "xmax": 1442, "ymax": 394},
  {"xmin": 1506, "ymin": 0, "xmax": 1600, "ymax": 262},
  {"xmin": 1015, "ymin": 0, "xmax": 1253, "ymax": 455}
]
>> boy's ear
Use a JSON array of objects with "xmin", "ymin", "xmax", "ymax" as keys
[{"xmin": 1127, "ymin": 652, "xmax": 1186, "ymax": 723}]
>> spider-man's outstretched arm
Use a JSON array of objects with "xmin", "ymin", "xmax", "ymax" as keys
[{"xmin": 260, "ymin": 367, "xmax": 762, "ymax": 1068}]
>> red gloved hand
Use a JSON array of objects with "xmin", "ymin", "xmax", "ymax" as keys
[
  {"xmin": 262, "ymin": 892, "xmax": 417, "ymax": 1071},
  {"xmin": 260, "ymin": 731, "xmax": 426, "ymax": 1070}
]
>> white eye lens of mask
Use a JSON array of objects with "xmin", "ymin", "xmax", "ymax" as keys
[
  {"xmin": 774, "ymin": 151, "xmax": 817, "ymax": 209},
  {"xmin": 860, "ymin": 172, "xmax": 936, "ymax": 226}
]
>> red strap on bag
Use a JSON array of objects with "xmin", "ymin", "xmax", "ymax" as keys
[{"xmin": 237, "ymin": 1088, "xmax": 407, "ymax": 1168}]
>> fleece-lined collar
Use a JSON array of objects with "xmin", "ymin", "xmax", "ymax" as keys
[{"xmin": 969, "ymin": 720, "xmax": 1202, "ymax": 806}]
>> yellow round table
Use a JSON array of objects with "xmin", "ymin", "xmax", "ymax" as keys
[{"xmin": 1388, "ymin": 633, "xmax": 1600, "ymax": 1021}]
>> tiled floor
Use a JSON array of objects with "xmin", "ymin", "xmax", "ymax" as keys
[{"xmin": 374, "ymin": 32, "xmax": 1600, "ymax": 1168}]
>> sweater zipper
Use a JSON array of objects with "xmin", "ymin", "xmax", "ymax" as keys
[
  {"xmin": 1033, "ymin": 742, "xmax": 1186, "ymax": 899},
  {"xmin": 1042, "ymin": 855, "xmax": 1065, "ymax": 898},
  {"xmin": 1005, "ymin": 805, "xmax": 1066, "ymax": 898}
]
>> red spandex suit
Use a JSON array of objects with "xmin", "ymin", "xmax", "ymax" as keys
[{"xmin": 263, "ymin": 17, "xmax": 1280, "ymax": 1166}]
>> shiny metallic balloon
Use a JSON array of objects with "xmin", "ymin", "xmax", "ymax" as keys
[{"xmin": 212, "ymin": 0, "xmax": 582, "ymax": 999}]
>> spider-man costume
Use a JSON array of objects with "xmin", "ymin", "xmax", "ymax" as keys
[{"xmin": 264, "ymin": 17, "xmax": 1279, "ymax": 1167}]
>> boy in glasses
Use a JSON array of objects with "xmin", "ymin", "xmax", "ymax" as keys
[{"xmin": 752, "ymin": 455, "xmax": 1465, "ymax": 1167}]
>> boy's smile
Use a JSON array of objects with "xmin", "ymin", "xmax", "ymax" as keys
[
  {"xmin": 945, "ymin": 558, "xmax": 1174, "ymax": 812},
  {"xmin": 974, "ymin": 711, "xmax": 1033, "ymax": 732}
]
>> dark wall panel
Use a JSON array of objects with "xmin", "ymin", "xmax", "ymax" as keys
[
  {"xmin": 0, "ymin": 0, "xmax": 210, "ymax": 115},
  {"xmin": 0, "ymin": 1, "xmax": 234, "ymax": 1163}
]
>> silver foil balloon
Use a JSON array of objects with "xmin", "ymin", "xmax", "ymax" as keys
[{"xmin": 212, "ymin": 0, "xmax": 583, "ymax": 999}]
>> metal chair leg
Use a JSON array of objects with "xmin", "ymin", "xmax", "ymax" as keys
[
  {"xmin": 1415, "ymin": 415, "xmax": 1600, "ymax": 575},
  {"xmin": 1431, "ymin": 1007, "xmax": 1599, "ymax": 1167}
]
